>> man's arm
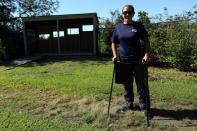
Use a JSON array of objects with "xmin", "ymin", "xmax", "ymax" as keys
[
  {"xmin": 143, "ymin": 37, "xmax": 150, "ymax": 63},
  {"xmin": 111, "ymin": 43, "xmax": 118, "ymax": 61}
]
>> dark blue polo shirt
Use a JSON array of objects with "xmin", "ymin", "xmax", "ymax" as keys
[{"xmin": 111, "ymin": 21, "xmax": 148, "ymax": 63}]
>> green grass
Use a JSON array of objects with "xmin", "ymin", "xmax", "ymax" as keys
[
  {"xmin": 0, "ymin": 58, "xmax": 196, "ymax": 130},
  {"xmin": 0, "ymin": 60, "xmax": 119, "ymax": 99},
  {"xmin": 0, "ymin": 59, "xmax": 196, "ymax": 102},
  {"xmin": 0, "ymin": 108, "xmax": 102, "ymax": 131}
]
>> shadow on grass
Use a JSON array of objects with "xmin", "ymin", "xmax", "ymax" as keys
[
  {"xmin": 1, "ymin": 55, "xmax": 112, "ymax": 69},
  {"xmin": 151, "ymin": 108, "xmax": 197, "ymax": 120},
  {"xmin": 20, "ymin": 55, "xmax": 111, "ymax": 67}
]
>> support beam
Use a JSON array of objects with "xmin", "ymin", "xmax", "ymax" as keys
[
  {"xmin": 57, "ymin": 19, "xmax": 61, "ymax": 54},
  {"xmin": 23, "ymin": 22, "xmax": 28, "ymax": 56},
  {"xmin": 93, "ymin": 16, "xmax": 97, "ymax": 55}
]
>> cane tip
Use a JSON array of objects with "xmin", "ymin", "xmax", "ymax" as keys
[{"xmin": 107, "ymin": 116, "xmax": 110, "ymax": 122}]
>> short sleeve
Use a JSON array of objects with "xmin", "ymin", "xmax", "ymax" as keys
[
  {"xmin": 111, "ymin": 27, "xmax": 119, "ymax": 44},
  {"xmin": 137, "ymin": 22, "xmax": 149, "ymax": 39}
]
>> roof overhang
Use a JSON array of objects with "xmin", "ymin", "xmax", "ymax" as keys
[{"xmin": 22, "ymin": 13, "xmax": 98, "ymax": 22}]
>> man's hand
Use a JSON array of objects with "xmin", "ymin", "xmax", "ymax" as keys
[
  {"xmin": 142, "ymin": 53, "xmax": 149, "ymax": 64},
  {"xmin": 112, "ymin": 56, "xmax": 118, "ymax": 62}
]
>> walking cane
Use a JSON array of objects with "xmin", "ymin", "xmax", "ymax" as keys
[
  {"xmin": 107, "ymin": 61, "xmax": 116, "ymax": 116},
  {"xmin": 142, "ymin": 59, "xmax": 150, "ymax": 127}
]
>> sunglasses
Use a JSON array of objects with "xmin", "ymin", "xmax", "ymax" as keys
[{"xmin": 122, "ymin": 11, "xmax": 132, "ymax": 15}]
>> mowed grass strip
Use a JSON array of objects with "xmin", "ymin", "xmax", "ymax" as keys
[
  {"xmin": 0, "ymin": 59, "xmax": 196, "ymax": 101},
  {"xmin": 0, "ymin": 58, "xmax": 196, "ymax": 130},
  {"xmin": 0, "ymin": 60, "xmax": 119, "ymax": 99},
  {"xmin": 0, "ymin": 107, "xmax": 103, "ymax": 131}
]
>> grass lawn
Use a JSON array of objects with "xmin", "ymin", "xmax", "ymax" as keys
[{"xmin": 0, "ymin": 57, "xmax": 196, "ymax": 130}]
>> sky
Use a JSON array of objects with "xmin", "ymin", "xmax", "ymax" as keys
[{"xmin": 55, "ymin": 0, "xmax": 197, "ymax": 20}]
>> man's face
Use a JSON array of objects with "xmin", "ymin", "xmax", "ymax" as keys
[{"xmin": 122, "ymin": 7, "xmax": 134, "ymax": 20}]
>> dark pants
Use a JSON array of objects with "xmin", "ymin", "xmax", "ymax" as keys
[{"xmin": 123, "ymin": 62, "xmax": 150, "ymax": 110}]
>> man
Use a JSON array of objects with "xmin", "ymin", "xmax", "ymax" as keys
[{"xmin": 111, "ymin": 4, "xmax": 151, "ymax": 115}]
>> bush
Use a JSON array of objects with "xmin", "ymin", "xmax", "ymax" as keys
[
  {"xmin": 148, "ymin": 21, "xmax": 197, "ymax": 71},
  {"xmin": 99, "ymin": 28, "xmax": 113, "ymax": 56}
]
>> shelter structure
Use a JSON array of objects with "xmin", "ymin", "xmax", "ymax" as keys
[{"xmin": 22, "ymin": 13, "xmax": 99, "ymax": 56}]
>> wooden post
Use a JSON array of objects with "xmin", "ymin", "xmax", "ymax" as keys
[
  {"xmin": 57, "ymin": 19, "xmax": 61, "ymax": 54},
  {"xmin": 23, "ymin": 21, "xmax": 28, "ymax": 56}
]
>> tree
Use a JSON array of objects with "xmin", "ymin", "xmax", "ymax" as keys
[
  {"xmin": 0, "ymin": 0, "xmax": 59, "ymax": 31},
  {"xmin": 0, "ymin": 0, "xmax": 59, "ymax": 17},
  {"xmin": 148, "ymin": 6, "xmax": 197, "ymax": 71},
  {"xmin": 99, "ymin": 10, "xmax": 122, "ymax": 55},
  {"xmin": 0, "ymin": 5, "xmax": 12, "ymax": 60},
  {"xmin": 137, "ymin": 11, "xmax": 150, "ymax": 24},
  {"xmin": 0, "ymin": 5, "xmax": 11, "ymax": 26},
  {"xmin": 17, "ymin": 0, "xmax": 59, "ymax": 17}
]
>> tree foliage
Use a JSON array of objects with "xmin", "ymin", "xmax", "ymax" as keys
[
  {"xmin": 0, "ymin": 0, "xmax": 59, "ymax": 30},
  {"xmin": 17, "ymin": 0, "xmax": 59, "ymax": 17},
  {"xmin": 0, "ymin": 0, "xmax": 59, "ymax": 17},
  {"xmin": 148, "ymin": 7, "xmax": 197, "ymax": 71},
  {"xmin": 0, "ymin": 4, "xmax": 12, "ymax": 61},
  {"xmin": 99, "ymin": 10, "xmax": 121, "ymax": 55},
  {"xmin": 138, "ymin": 11, "xmax": 150, "ymax": 24}
]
